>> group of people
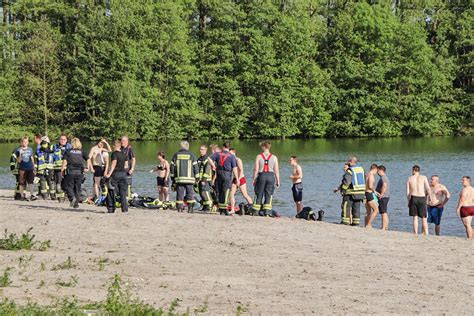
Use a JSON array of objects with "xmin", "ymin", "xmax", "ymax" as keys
[
  {"xmin": 335, "ymin": 156, "xmax": 474, "ymax": 238},
  {"xmin": 9, "ymin": 136, "xmax": 474, "ymax": 238}
]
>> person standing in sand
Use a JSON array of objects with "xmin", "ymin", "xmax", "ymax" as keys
[
  {"xmin": 365, "ymin": 164, "xmax": 379, "ymax": 228},
  {"xmin": 290, "ymin": 155, "xmax": 303, "ymax": 215},
  {"xmin": 427, "ymin": 175, "xmax": 450, "ymax": 236},
  {"xmin": 406, "ymin": 165, "xmax": 430, "ymax": 235},
  {"xmin": 229, "ymin": 148, "xmax": 253, "ymax": 212},
  {"xmin": 456, "ymin": 176, "xmax": 474, "ymax": 239},
  {"xmin": 375, "ymin": 165, "xmax": 390, "ymax": 231}
]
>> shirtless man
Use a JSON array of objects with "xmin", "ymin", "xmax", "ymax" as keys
[
  {"xmin": 229, "ymin": 148, "xmax": 253, "ymax": 212},
  {"xmin": 364, "ymin": 164, "xmax": 379, "ymax": 228},
  {"xmin": 456, "ymin": 176, "xmax": 474, "ymax": 239},
  {"xmin": 406, "ymin": 165, "xmax": 430, "ymax": 235},
  {"xmin": 290, "ymin": 156, "xmax": 303, "ymax": 214},
  {"xmin": 427, "ymin": 175, "xmax": 450, "ymax": 236}
]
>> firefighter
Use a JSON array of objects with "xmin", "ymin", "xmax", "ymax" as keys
[
  {"xmin": 36, "ymin": 136, "xmax": 56, "ymax": 199},
  {"xmin": 197, "ymin": 145, "xmax": 215, "ymax": 212},
  {"xmin": 340, "ymin": 156, "xmax": 366, "ymax": 226},
  {"xmin": 52, "ymin": 135, "xmax": 72, "ymax": 202},
  {"xmin": 170, "ymin": 141, "xmax": 199, "ymax": 213}
]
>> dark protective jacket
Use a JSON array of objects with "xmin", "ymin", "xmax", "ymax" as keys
[
  {"xmin": 342, "ymin": 165, "xmax": 365, "ymax": 200},
  {"xmin": 197, "ymin": 154, "xmax": 212, "ymax": 182},
  {"xmin": 170, "ymin": 149, "xmax": 199, "ymax": 184}
]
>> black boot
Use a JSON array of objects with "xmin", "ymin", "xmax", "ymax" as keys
[
  {"xmin": 317, "ymin": 210, "xmax": 325, "ymax": 221},
  {"xmin": 188, "ymin": 204, "xmax": 194, "ymax": 213}
]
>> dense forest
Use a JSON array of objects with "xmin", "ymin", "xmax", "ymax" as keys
[{"xmin": 0, "ymin": 0, "xmax": 472, "ymax": 141}]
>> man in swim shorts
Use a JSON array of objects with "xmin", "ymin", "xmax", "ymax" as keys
[
  {"xmin": 364, "ymin": 164, "xmax": 379, "ymax": 228},
  {"xmin": 456, "ymin": 176, "xmax": 474, "ymax": 239},
  {"xmin": 375, "ymin": 165, "xmax": 390, "ymax": 231},
  {"xmin": 290, "ymin": 155, "xmax": 303, "ymax": 215},
  {"xmin": 427, "ymin": 175, "xmax": 450, "ymax": 236},
  {"xmin": 406, "ymin": 165, "xmax": 431, "ymax": 235}
]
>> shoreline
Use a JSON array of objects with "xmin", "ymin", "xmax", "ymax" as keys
[{"xmin": 0, "ymin": 189, "xmax": 472, "ymax": 314}]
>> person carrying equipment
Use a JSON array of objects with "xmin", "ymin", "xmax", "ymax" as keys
[
  {"xmin": 340, "ymin": 156, "xmax": 365, "ymax": 226},
  {"xmin": 252, "ymin": 141, "xmax": 280, "ymax": 216},
  {"xmin": 170, "ymin": 141, "xmax": 199, "ymax": 213},
  {"xmin": 35, "ymin": 136, "xmax": 56, "ymax": 200},
  {"xmin": 210, "ymin": 142, "xmax": 239, "ymax": 215},
  {"xmin": 10, "ymin": 148, "xmax": 22, "ymax": 200},
  {"xmin": 197, "ymin": 145, "xmax": 215, "ymax": 212},
  {"xmin": 52, "ymin": 135, "xmax": 72, "ymax": 202}
]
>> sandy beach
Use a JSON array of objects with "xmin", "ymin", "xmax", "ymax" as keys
[{"xmin": 0, "ymin": 189, "xmax": 472, "ymax": 314}]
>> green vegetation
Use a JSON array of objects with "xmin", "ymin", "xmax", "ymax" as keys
[
  {"xmin": 0, "ymin": 274, "xmax": 191, "ymax": 315},
  {"xmin": 52, "ymin": 257, "xmax": 78, "ymax": 271},
  {"xmin": 0, "ymin": 267, "xmax": 13, "ymax": 287},
  {"xmin": 55, "ymin": 275, "xmax": 79, "ymax": 288},
  {"xmin": 0, "ymin": 0, "xmax": 472, "ymax": 140},
  {"xmin": 0, "ymin": 228, "xmax": 51, "ymax": 251}
]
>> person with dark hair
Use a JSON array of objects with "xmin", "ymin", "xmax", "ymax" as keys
[
  {"xmin": 427, "ymin": 175, "xmax": 450, "ymax": 236},
  {"xmin": 376, "ymin": 165, "xmax": 390, "ymax": 230},
  {"xmin": 61, "ymin": 138, "xmax": 90, "ymax": 209},
  {"xmin": 290, "ymin": 155, "xmax": 303, "ymax": 215},
  {"xmin": 252, "ymin": 141, "xmax": 280, "ymax": 216},
  {"xmin": 365, "ymin": 163, "xmax": 379, "ymax": 228},
  {"xmin": 52, "ymin": 135, "xmax": 72, "ymax": 202},
  {"xmin": 105, "ymin": 139, "xmax": 129, "ymax": 213},
  {"xmin": 406, "ymin": 165, "xmax": 430, "ymax": 235},
  {"xmin": 210, "ymin": 142, "xmax": 239, "ymax": 215},
  {"xmin": 456, "ymin": 176, "xmax": 474, "ymax": 239}
]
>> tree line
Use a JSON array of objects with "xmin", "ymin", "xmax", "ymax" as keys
[{"xmin": 0, "ymin": 0, "xmax": 472, "ymax": 141}]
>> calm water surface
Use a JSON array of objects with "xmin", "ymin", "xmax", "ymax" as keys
[{"xmin": 1, "ymin": 137, "xmax": 472, "ymax": 237}]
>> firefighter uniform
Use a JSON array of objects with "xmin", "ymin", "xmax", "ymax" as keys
[
  {"xmin": 36, "ymin": 141, "xmax": 56, "ymax": 199},
  {"xmin": 253, "ymin": 153, "xmax": 277, "ymax": 216},
  {"xmin": 170, "ymin": 149, "xmax": 199, "ymax": 212},
  {"xmin": 10, "ymin": 149, "xmax": 21, "ymax": 200},
  {"xmin": 341, "ymin": 165, "xmax": 365, "ymax": 226},
  {"xmin": 210, "ymin": 150, "xmax": 237, "ymax": 215},
  {"xmin": 197, "ymin": 154, "xmax": 213, "ymax": 212},
  {"xmin": 52, "ymin": 142, "xmax": 72, "ymax": 202}
]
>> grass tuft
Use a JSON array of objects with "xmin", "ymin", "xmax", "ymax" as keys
[{"xmin": 0, "ymin": 228, "xmax": 51, "ymax": 251}]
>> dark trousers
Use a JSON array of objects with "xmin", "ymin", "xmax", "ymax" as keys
[
  {"xmin": 199, "ymin": 181, "xmax": 213, "ymax": 207},
  {"xmin": 176, "ymin": 184, "xmax": 195, "ymax": 210},
  {"xmin": 64, "ymin": 172, "xmax": 83, "ymax": 203},
  {"xmin": 254, "ymin": 172, "xmax": 275, "ymax": 211},
  {"xmin": 38, "ymin": 170, "xmax": 55, "ymax": 197},
  {"xmin": 54, "ymin": 170, "xmax": 65, "ymax": 198},
  {"xmin": 106, "ymin": 172, "xmax": 128, "ymax": 213},
  {"xmin": 216, "ymin": 171, "xmax": 232, "ymax": 211},
  {"xmin": 341, "ymin": 195, "xmax": 362, "ymax": 225}
]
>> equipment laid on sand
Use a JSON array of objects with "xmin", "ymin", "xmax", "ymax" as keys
[{"xmin": 296, "ymin": 207, "xmax": 325, "ymax": 221}]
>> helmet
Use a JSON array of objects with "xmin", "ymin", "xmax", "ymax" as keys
[{"xmin": 41, "ymin": 136, "xmax": 50, "ymax": 143}]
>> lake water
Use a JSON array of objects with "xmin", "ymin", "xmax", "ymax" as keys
[{"xmin": 1, "ymin": 137, "xmax": 472, "ymax": 237}]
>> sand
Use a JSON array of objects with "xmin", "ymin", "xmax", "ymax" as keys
[{"xmin": 0, "ymin": 189, "xmax": 472, "ymax": 315}]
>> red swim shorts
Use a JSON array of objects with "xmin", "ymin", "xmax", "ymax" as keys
[
  {"xmin": 460, "ymin": 206, "xmax": 474, "ymax": 218},
  {"xmin": 239, "ymin": 177, "xmax": 247, "ymax": 186}
]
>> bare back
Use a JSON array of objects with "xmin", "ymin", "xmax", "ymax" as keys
[
  {"xmin": 461, "ymin": 186, "xmax": 474, "ymax": 206},
  {"xmin": 236, "ymin": 157, "xmax": 245, "ymax": 179},
  {"xmin": 366, "ymin": 173, "xmax": 376, "ymax": 192},
  {"xmin": 407, "ymin": 174, "xmax": 429, "ymax": 197}
]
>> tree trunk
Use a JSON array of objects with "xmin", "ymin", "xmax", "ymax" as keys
[{"xmin": 43, "ymin": 52, "xmax": 48, "ymax": 136}]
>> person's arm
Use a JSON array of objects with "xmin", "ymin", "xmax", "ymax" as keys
[
  {"xmin": 130, "ymin": 157, "xmax": 136, "ymax": 175},
  {"xmin": 61, "ymin": 159, "xmax": 67, "ymax": 177},
  {"xmin": 164, "ymin": 161, "xmax": 170, "ymax": 180},
  {"xmin": 103, "ymin": 140, "xmax": 112, "ymax": 152},
  {"xmin": 274, "ymin": 157, "xmax": 280, "ymax": 188},
  {"xmin": 237, "ymin": 159, "xmax": 244, "ymax": 179},
  {"xmin": 103, "ymin": 153, "xmax": 109, "ymax": 175},
  {"xmin": 106, "ymin": 160, "xmax": 117, "ymax": 178},
  {"xmin": 456, "ymin": 189, "xmax": 465, "ymax": 218},
  {"xmin": 378, "ymin": 181, "xmax": 387, "ymax": 198},
  {"xmin": 232, "ymin": 167, "xmax": 239, "ymax": 185},
  {"xmin": 406, "ymin": 179, "xmax": 411, "ymax": 205},
  {"xmin": 252, "ymin": 156, "xmax": 259, "ymax": 185},
  {"xmin": 424, "ymin": 177, "xmax": 431, "ymax": 197},
  {"xmin": 441, "ymin": 186, "xmax": 450, "ymax": 207}
]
